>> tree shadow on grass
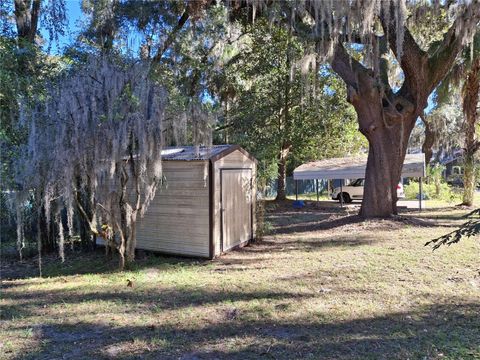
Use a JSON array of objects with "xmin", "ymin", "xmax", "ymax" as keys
[
  {"xmin": 402, "ymin": 206, "xmax": 469, "ymax": 221},
  {"xmin": 240, "ymin": 234, "xmax": 379, "ymax": 257},
  {"xmin": 267, "ymin": 214, "xmax": 365, "ymax": 235},
  {"xmin": 0, "ymin": 286, "xmax": 315, "ymax": 322},
  {"xmin": 10, "ymin": 301, "xmax": 480, "ymax": 360},
  {"xmin": 1, "ymin": 216, "xmax": 368, "ymax": 282},
  {"xmin": 2, "ymin": 206, "xmax": 467, "ymax": 282},
  {"xmin": 267, "ymin": 206, "xmax": 465, "ymax": 238},
  {"xmin": 0, "ymin": 249, "xmax": 210, "ymax": 281}
]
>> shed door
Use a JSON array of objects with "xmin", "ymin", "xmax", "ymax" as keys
[{"xmin": 221, "ymin": 168, "xmax": 253, "ymax": 252}]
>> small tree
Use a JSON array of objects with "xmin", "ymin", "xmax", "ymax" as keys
[
  {"xmin": 434, "ymin": 33, "xmax": 480, "ymax": 206},
  {"xmin": 427, "ymin": 164, "xmax": 445, "ymax": 198},
  {"xmin": 18, "ymin": 57, "xmax": 167, "ymax": 270},
  {"xmin": 219, "ymin": 20, "xmax": 364, "ymax": 200}
]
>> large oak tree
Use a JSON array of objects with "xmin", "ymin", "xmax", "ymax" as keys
[{"xmin": 224, "ymin": 0, "xmax": 480, "ymax": 217}]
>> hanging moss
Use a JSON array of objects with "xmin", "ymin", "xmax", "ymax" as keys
[{"xmin": 17, "ymin": 56, "xmax": 212, "ymax": 269}]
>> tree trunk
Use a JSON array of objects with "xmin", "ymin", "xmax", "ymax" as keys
[
  {"xmin": 118, "ymin": 236, "xmax": 126, "ymax": 270},
  {"xmin": 275, "ymin": 35, "xmax": 293, "ymax": 203},
  {"xmin": 80, "ymin": 206, "xmax": 94, "ymax": 250},
  {"xmin": 126, "ymin": 212, "xmax": 137, "ymax": 263},
  {"xmin": 224, "ymin": 99, "xmax": 230, "ymax": 144},
  {"xmin": 276, "ymin": 144, "xmax": 290, "ymax": 201},
  {"xmin": 421, "ymin": 115, "xmax": 435, "ymax": 167},
  {"xmin": 346, "ymin": 78, "xmax": 417, "ymax": 218},
  {"xmin": 74, "ymin": 178, "xmax": 97, "ymax": 251},
  {"xmin": 435, "ymin": 179, "xmax": 441, "ymax": 197},
  {"xmin": 461, "ymin": 57, "xmax": 480, "ymax": 206},
  {"xmin": 118, "ymin": 169, "xmax": 128, "ymax": 270},
  {"xmin": 36, "ymin": 204, "xmax": 43, "ymax": 277},
  {"xmin": 118, "ymin": 206, "xmax": 127, "ymax": 270},
  {"xmin": 125, "ymin": 151, "xmax": 141, "ymax": 264},
  {"xmin": 462, "ymin": 153, "xmax": 475, "ymax": 206},
  {"xmin": 361, "ymin": 131, "xmax": 408, "ymax": 217},
  {"xmin": 38, "ymin": 203, "xmax": 53, "ymax": 253},
  {"xmin": 14, "ymin": 0, "xmax": 41, "ymax": 44}
]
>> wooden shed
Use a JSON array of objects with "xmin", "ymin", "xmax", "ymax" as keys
[{"xmin": 135, "ymin": 145, "xmax": 257, "ymax": 259}]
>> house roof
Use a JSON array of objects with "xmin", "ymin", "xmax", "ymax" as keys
[
  {"xmin": 161, "ymin": 145, "xmax": 257, "ymax": 163},
  {"xmin": 293, "ymin": 153, "xmax": 425, "ymax": 180},
  {"xmin": 438, "ymin": 149, "xmax": 464, "ymax": 165},
  {"xmin": 161, "ymin": 145, "xmax": 232, "ymax": 160}
]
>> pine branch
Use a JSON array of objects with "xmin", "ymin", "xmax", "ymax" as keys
[
  {"xmin": 152, "ymin": 9, "xmax": 189, "ymax": 63},
  {"xmin": 426, "ymin": 209, "xmax": 480, "ymax": 249},
  {"xmin": 214, "ymin": 122, "xmax": 233, "ymax": 132}
]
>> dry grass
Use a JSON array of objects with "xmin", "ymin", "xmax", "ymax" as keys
[{"xmin": 1, "ymin": 202, "xmax": 479, "ymax": 359}]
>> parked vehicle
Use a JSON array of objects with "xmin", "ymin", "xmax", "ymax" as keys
[
  {"xmin": 446, "ymin": 165, "xmax": 464, "ymax": 187},
  {"xmin": 331, "ymin": 179, "xmax": 405, "ymax": 203}
]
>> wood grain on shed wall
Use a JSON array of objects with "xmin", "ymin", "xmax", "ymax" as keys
[
  {"xmin": 213, "ymin": 150, "xmax": 256, "ymax": 256},
  {"xmin": 221, "ymin": 169, "xmax": 253, "ymax": 251},
  {"xmin": 136, "ymin": 160, "xmax": 210, "ymax": 257}
]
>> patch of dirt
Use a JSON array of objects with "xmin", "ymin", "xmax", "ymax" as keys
[
  {"xmin": 180, "ymin": 353, "xmax": 203, "ymax": 360},
  {"xmin": 265, "ymin": 326, "xmax": 311, "ymax": 342},
  {"xmin": 144, "ymin": 267, "xmax": 162, "ymax": 278},
  {"xmin": 0, "ymin": 256, "xmax": 41, "ymax": 280},
  {"xmin": 266, "ymin": 202, "xmax": 459, "ymax": 238},
  {"xmin": 33, "ymin": 324, "xmax": 104, "ymax": 343},
  {"xmin": 224, "ymin": 307, "xmax": 239, "ymax": 320},
  {"xmin": 104, "ymin": 344, "xmax": 125, "ymax": 358}
]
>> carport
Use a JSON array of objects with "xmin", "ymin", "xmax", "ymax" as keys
[{"xmin": 293, "ymin": 153, "xmax": 426, "ymax": 209}]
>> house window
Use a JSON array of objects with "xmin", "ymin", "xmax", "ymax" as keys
[{"xmin": 452, "ymin": 166, "xmax": 464, "ymax": 175}]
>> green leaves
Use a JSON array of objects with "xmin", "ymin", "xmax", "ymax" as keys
[{"xmin": 220, "ymin": 20, "xmax": 366, "ymax": 181}]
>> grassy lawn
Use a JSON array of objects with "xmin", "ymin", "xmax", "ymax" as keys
[{"xmin": 1, "ymin": 203, "xmax": 479, "ymax": 359}]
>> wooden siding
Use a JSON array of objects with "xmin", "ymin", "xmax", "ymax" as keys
[
  {"xmin": 213, "ymin": 150, "xmax": 256, "ymax": 256},
  {"xmin": 136, "ymin": 160, "xmax": 210, "ymax": 257}
]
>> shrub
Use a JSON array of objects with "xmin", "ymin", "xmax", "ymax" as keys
[
  {"xmin": 255, "ymin": 198, "xmax": 274, "ymax": 240},
  {"xmin": 404, "ymin": 181, "xmax": 460, "ymax": 203}
]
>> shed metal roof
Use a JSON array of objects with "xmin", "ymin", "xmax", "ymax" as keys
[
  {"xmin": 161, "ymin": 145, "xmax": 234, "ymax": 161},
  {"xmin": 293, "ymin": 153, "xmax": 425, "ymax": 180}
]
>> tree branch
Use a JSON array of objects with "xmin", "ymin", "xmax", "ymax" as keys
[
  {"xmin": 472, "ymin": 140, "xmax": 480, "ymax": 154},
  {"xmin": 97, "ymin": 202, "xmax": 122, "ymax": 245},
  {"xmin": 330, "ymin": 42, "xmax": 371, "ymax": 91},
  {"xmin": 15, "ymin": 0, "xmax": 42, "ymax": 43},
  {"xmin": 73, "ymin": 188, "xmax": 99, "ymax": 236},
  {"xmin": 427, "ymin": 2, "xmax": 480, "ymax": 92},
  {"xmin": 152, "ymin": 9, "xmax": 189, "ymax": 63},
  {"xmin": 214, "ymin": 122, "xmax": 233, "ymax": 132},
  {"xmin": 375, "ymin": 35, "xmax": 391, "ymax": 92},
  {"xmin": 380, "ymin": 15, "xmax": 428, "ymax": 97},
  {"xmin": 29, "ymin": 0, "xmax": 41, "ymax": 43},
  {"xmin": 420, "ymin": 113, "xmax": 435, "ymax": 166}
]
